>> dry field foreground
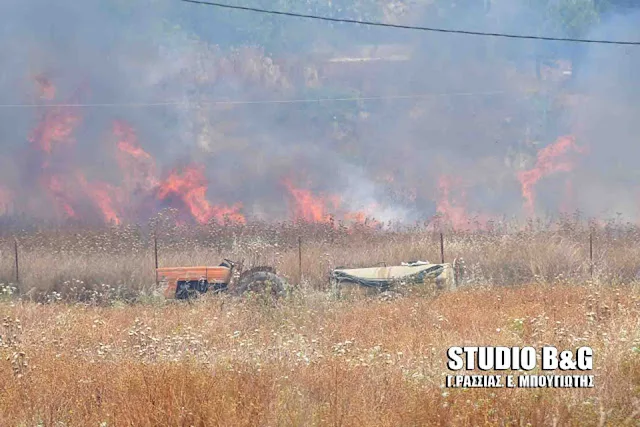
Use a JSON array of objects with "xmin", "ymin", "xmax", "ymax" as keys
[{"xmin": 0, "ymin": 284, "xmax": 639, "ymax": 426}]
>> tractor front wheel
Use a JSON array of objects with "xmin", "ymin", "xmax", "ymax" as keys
[{"xmin": 176, "ymin": 280, "xmax": 200, "ymax": 300}]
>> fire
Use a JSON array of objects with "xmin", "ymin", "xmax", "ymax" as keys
[
  {"xmin": 282, "ymin": 178, "xmax": 340, "ymax": 223},
  {"xmin": 89, "ymin": 184, "xmax": 120, "ymax": 224},
  {"xmin": 157, "ymin": 165, "xmax": 245, "ymax": 224},
  {"xmin": 6, "ymin": 72, "xmax": 554, "ymax": 227},
  {"xmin": 344, "ymin": 208, "xmax": 381, "ymax": 228},
  {"xmin": 45, "ymin": 175, "xmax": 76, "ymax": 218},
  {"xmin": 28, "ymin": 107, "xmax": 81, "ymax": 154},
  {"xmin": 113, "ymin": 120, "xmax": 158, "ymax": 192},
  {"xmin": 27, "ymin": 77, "xmax": 83, "ymax": 217},
  {"xmin": 435, "ymin": 175, "xmax": 469, "ymax": 229},
  {"xmin": 77, "ymin": 174, "xmax": 121, "ymax": 224},
  {"xmin": 23, "ymin": 81, "xmax": 245, "ymax": 225},
  {"xmin": 344, "ymin": 211, "xmax": 367, "ymax": 223},
  {"xmin": 282, "ymin": 178, "xmax": 381, "ymax": 226},
  {"xmin": 518, "ymin": 136, "xmax": 586, "ymax": 216}
]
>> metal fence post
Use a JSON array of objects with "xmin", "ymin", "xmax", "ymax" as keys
[
  {"xmin": 154, "ymin": 234, "xmax": 159, "ymax": 285},
  {"xmin": 14, "ymin": 238, "xmax": 19, "ymax": 284},
  {"xmin": 589, "ymin": 231, "xmax": 593, "ymax": 279},
  {"xmin": 298, "ymin": 236, "xmax": 303, "ymax": 284}
]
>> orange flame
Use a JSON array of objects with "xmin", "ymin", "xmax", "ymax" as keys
[
  {"xmin": 344, "ymin": 211, "xmax": 367, "ymax": 223},
  {"xmin": 157, "ymin": 165, "xmax": 245, "ymax": 224},
  {"xmin": 27, "ymin": 77, "xmax": 83, "ymax": 218},
  {"xmin": 518, "ymin": 136, "xmax": 586, "ymax": 216},
  {"xmin": 344, "ymin": 207, "xmax": 381, "ymax": 228},
  {"xmin": 28, "ymin": 107, "xmax": 80, "ymax": 154},
  {"xmin": 15, "ymin": 74, "xmax": 255, "ymax": 224},
  {"xmin": 113, "ymin": 120, "xmax": 158, "ymax": 193},
  {"xmin": 282, "ymin": 179, "xmax": 381, "ymax": 226},
  {"xmin": 435, "ymin": 175, "xmax": 470, "ymax": 229},
  {"xmin": 77, "ymin": 174, "xmax": 121, "ymax": 224},
  {"xmin": 282, "ymin": 178, "xmax": 340, "ymax": 223},
  {"xmin": 45, "ymin": 175, "xmax": 76, "ymax": 218}
]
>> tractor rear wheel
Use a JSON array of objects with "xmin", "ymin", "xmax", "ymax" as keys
[{"xmin": 235, "ymin": 270, "xmax": 288, "ymax": 298}]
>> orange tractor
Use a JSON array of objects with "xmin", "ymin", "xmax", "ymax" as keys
[{"xmin": 157, "ymin": 259, "xmax": 288, "ymax": 300}]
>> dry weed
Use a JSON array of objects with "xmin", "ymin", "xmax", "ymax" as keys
[{"xmin": 0, "ymin": 284, "xmax": 638, "ymax": 425}]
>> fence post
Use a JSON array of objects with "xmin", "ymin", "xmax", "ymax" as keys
[
  {"xmin": 14, "ymin": 238, "xmax": 19, "ymax": 284},
  {"xmin": 154, "ymin": 234, "xmax": 159, "ymax": 286},
  {"xmin": 589, "ymin": 231, "xmax": 593, "ymax": 279},
  {"xmin": 440, "ymin": 232, "xmax": 445, "ymax": 264},
  {"xmin": 298, "ymin": 236, "xmax": 303, "ymax": 284}
]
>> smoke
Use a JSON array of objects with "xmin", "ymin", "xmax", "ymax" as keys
[
  {"xmin": 0, "ymin": 0, "xmax": 638, "ymax": 227},
  {"xmin": 567, "ymin": 11, "xmax": 640, "ymax": 219}
]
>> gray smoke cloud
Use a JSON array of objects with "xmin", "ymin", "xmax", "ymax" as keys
[
  {"xmin": 0, "ymin": 0, "xmax": 638, "ymax": 225},
  {"xmin": 568, "ymin": 11, "xmax": 640, "ymax": 219}
]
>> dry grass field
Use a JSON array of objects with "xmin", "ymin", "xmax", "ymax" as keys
[
  {"xmin": 2, "ymin": 214, "xmax": 640, "ymax": 300},
  {"xmin": 1, "ymin": 285, "xmax": 639, "ymax": 426},
  {"xmin": 0, "ymin": 216, "xmax": 639, "ymax": 425}
]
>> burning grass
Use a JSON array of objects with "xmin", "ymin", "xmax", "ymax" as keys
[{"xmin": 0, "ymin": 284, "xmax": 638, "ymax": 425}]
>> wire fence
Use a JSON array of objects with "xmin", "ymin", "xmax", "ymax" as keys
[{"xmin": 2, "ymin": 225, "xmax": 618, "ymax": 304}]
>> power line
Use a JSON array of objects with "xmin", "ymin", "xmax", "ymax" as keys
[
  {"xmin": 0, "ymin": 91, "xmax": 508, "ymax": 109},
  {"xmin": 180, "ymin": 0, "xmax": 640, "ymax": 46}
]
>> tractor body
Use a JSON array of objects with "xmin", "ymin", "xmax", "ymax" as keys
[
  {"xmin": 158, "ymin": 265, "xmax": 233, "ymax": 299},
  {"xmin": 157, "ymin": 259, "xmax": 288, "ymax": 300}
]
